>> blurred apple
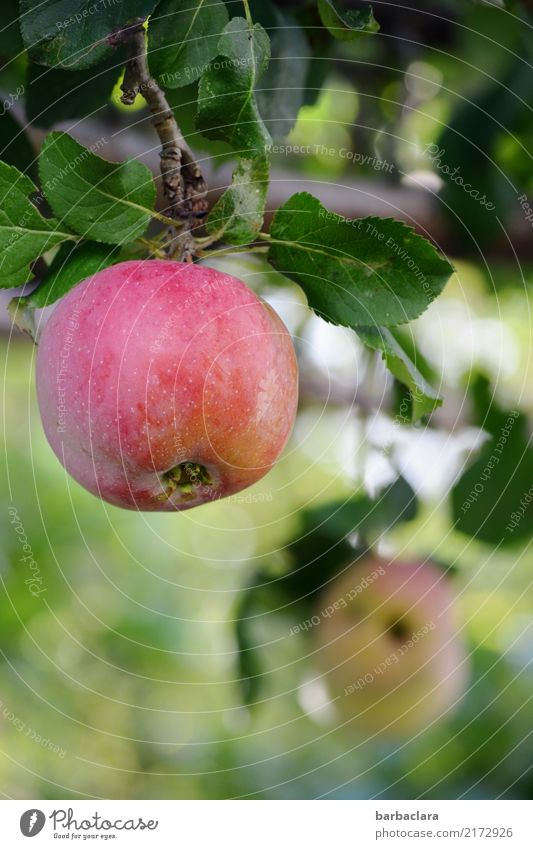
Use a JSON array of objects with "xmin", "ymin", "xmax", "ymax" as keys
[{"xmin": 314, "ymin": 556, "xmax": 469, "ymax": 737}]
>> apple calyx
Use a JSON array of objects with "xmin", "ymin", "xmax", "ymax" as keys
[{"xmin": 158, "ymin": 462, "xmax": 214, "ymax": 502}]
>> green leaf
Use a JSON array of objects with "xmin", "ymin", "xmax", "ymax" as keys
[
  {"xmin": 206, "ymin": 155, "xmax": 269, "ymax": 245},
  {"xmin": 356, "ymin": 325, "xmax": 442, "ymax": 421},
  {"xmin": 268, "ymin": 192, "xmax": 454, "ymax": 327},
  {"xmin": 278, "ymin": 477, "xmax": 418, "ymax": 602},
  {"xmin": 433, "ymin": 61, "xmax": 528, "ymax": 244},
  {"xmin": 24, "ymin": 241, "xmax": 120, "ymax": 308},
  {"xmin": 0, "ymin": 0, "xmax": 23, "ymax": 58},
  {"xmin": 451, "ymin": 408, "xmax": 533, "ymax": 546},
  {"xmin": 469, "ymin": 373, "xmax": 507, "ymax": 434},
  {"xmin": 197, "ymin": 17, "xmax": 272, "ymax": 157},
  {"xmin": 148, "ymin": 0, "xmax": 228, "ymax": 88},
  {"xmin": 26, "ymin": 56, "xmax": 122, "ymax": 129},
  {"xmin": 20, "ymin": 0, "xmax": 158, "ymax": 69},
  {"xmin": 249, "ymin": 0, "xmax": 311, "ymax": 139},
  {"xmin": 301, "ymin": 18, "xmax": 332, "ymax": 109},
  {"xmin": 235, "ymin": 587, "xmax": 265, "ymax": 705},
  {"xmin": 301, "ymin": 476, "xmax": 417, "ymax": 546},
  {"xmin": 238, "ymin": 475, "xmax": 416, "ymax": 705},
  {"xmin": 318, "ymin": 0, "xmax": 380, "ymax": 41},
  {"xmin": 39, "ymin": 132, "xmax": 156, "ymax": 245},
  {"xmin": 0, "ymin": 162, "xmax": 74, "ymax": 288}
]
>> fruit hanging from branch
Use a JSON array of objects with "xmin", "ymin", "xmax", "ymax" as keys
[
  {"xmin": 5, "ymin": 1, "xmax": 454, "ymax": 515},
  {"xmin": 314, "ymin": 556, "xmax": 469, "ymax": 736},
  {"xmin": 36, "ymin": 260, "xmax": 298, "ymax": 511}
]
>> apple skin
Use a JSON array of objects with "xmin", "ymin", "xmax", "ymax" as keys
[
  {"xmin": 314, "ymin": 557, "xmax": 469, "ymax": 736},
  {"xmin": 36, "ymin": 260, "xmax": 298, "ymax": 511}
]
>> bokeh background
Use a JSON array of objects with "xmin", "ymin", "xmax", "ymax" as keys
[{"xmin": 1, "ymin": 0, "xmax": 532, "ymax": 799}]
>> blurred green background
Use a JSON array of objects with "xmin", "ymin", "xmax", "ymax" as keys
[{"xmin": 1, "ymin": 0, "xmax": 532, "ymax": 799}]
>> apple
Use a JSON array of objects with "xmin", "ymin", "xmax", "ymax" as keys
[
  {"xmin": 36, "ymin": 260, "xmax": 298, "ymax": 511},
  {"xmin": 313, "ymin": 556, "xmax": 468, "ymax": 736}
]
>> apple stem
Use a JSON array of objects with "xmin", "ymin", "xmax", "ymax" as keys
[{"xmin": 110, "ymin": 18, "xmax": 208, "ymax": 261}]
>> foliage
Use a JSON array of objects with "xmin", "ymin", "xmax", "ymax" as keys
[
  {"xmin": 0, "ymin": 0, "xmax": 532, "ymax": 802},
  {"xmin": 0, "ymin": 0, "xmax": 458, "ymax": 422},
  {"xmin": 39, "ymin": 131, "xmax": 156, "ymax": 244},
  {"xmin": 236, "ymin": 476, "xmax": 418, "ymax": 703}
]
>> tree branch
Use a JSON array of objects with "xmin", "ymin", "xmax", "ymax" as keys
[{"xmin": 109, "ymin": 18, "xmax": 208, "ymax": 260}]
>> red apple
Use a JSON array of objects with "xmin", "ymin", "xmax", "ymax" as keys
[
  {"xmin": 36, "ymin": 260, "xmax": 298, "ymax": 511},
  {"xmin": 314, "ymin": 557, "xmax": 468, "ymax": 736}
]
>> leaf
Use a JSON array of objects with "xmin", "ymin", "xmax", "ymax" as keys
[
  {"xmin": 301, "ymin": 19, "xmax": 332, "ymax": 109},
  {"xmin": 268, "ymin": 193, "xmax": 454, "ymax": 327},
  {"xmin": 318, "ymin": 0, "xmax": 380, "ymax": 41},
  {"xmin": 148, "ymin": 0, "xmax": 228, "ymax": 88},
  {"xmin": 0, "ymin": 162, "xmax": 74, "ymax": 288},
  {"xmin": 301, "ymin": 476, "xmax": 417, "ymax": 545},
  {"xmin": 277, "ymin": 477, "xmax": 417, "ymax": 601},
  {"xmin": 26, "ymin": 55, "xmax": 122, "ymax": 129},
  {"xmin": 249, "ymin": 0, "xmax": 311, "ymax": 139},
  {"xmin": 302, "ymin": 57, "xmax": 331, "ymax": 108},
  {"xmin": 19, "ymin": 0, "xmax": 158, "ymax": 69},
  {"xmin": 235, "ymin": 587, "xmax": 265, "ymax": 705},
  {"xmin": 0, "ymin": 0, "xmax": 23, "ymax": 58},
  {"xmin": 433, "ymin": 62, "xmax": 529, "ymax": 244},
  {"xmin": 233, "ymin": 476, "xmax": 417, "ymax": 704},
  {"xmin": 24, "ymin": 241, "xmax": 121, "ymax": 308},
  {"xmin": 197, "ymin": 17, "xmax": 272, "ymax": 157},
  {"xmin": 0, "ymin": 111, "xmax": 36, "ymax": 175},
  {"xmin": 206, "ymin": 155, "xmax": 269, "ymax": 245},
  {"xmin": 451, "ymin": 408, "xmax": 533, "ymax": 546},
  {"xmin": 39, "ymin": 132, "xmax": 156, "ymax": 245},
  {"xmin": 356, "ymin": 325, "xmax": 442, "ymax": 421},
  {"xmin": 469, "ymin": 373, "xmax": 508, "ymax": 434}
]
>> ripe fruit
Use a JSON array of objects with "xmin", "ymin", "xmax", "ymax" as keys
[
  {"xmin": 314, "ymin": 557, "xmax": 468, "ymax": 736},
  {"xmin": 36, "ymin": 260, "xmax": 298, "ymax": 511}
]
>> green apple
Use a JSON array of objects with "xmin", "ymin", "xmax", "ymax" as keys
[{"xmin": 314, "ymin": 556, "xmax": 469, "ymax": 737}]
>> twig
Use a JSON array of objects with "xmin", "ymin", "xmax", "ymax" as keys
[
  {"xmin": 242, "ymin": 0, "xmax": 254, "ymax": 27},
  {"xmin": 109, "ymin": 18, "xmax": 208, "ymax": 260}
]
